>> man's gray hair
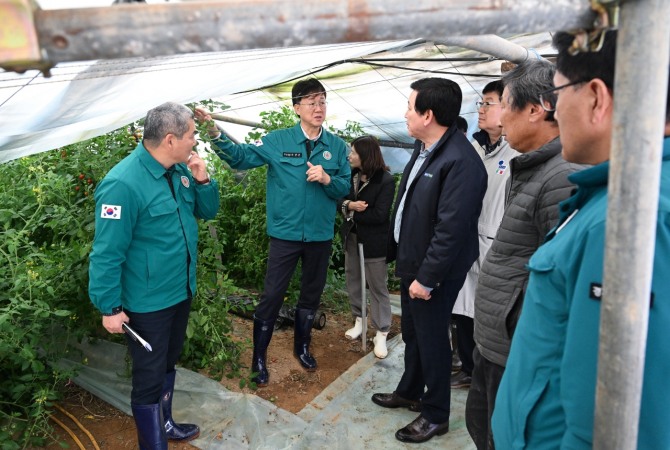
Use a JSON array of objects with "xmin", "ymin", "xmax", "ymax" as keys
[
  {"xmin": 143, "ymin": 102, "xmax": 194, "ymax": 144},
  {"xmin": 502, "ymin": 59, "xmax": 556, "ymax": 121}
]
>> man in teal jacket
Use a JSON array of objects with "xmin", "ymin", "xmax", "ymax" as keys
[
  {"xmin": 89, "ymin": 102, "xmax": 219, "ymax": 449},
  {"xmin": 196, "ymin": 78, "xmax": 350, "ymax": 387},
  {"xmin": 492, "ymin": 30, "xmax": 670, "ymax": 449}
]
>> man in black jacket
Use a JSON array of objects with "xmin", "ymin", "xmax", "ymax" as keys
[{"xmin": 371, "ymin": 77, "xmax": 487, "ymax": 443}]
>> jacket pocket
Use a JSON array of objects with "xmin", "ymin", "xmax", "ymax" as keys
[
  {"xmin": 265, "ymin": 157, "xmax": 302, "ymax": 230},
  {"xmin": 279, "ymin": 156, "xmax": 305, "ymax": 167},
  {"xmin": 504, "ymin": 254, "xmax": 556, "ymax": 340},
  {"xmin": 321, "ymin": 161, "xmax": 339, "ymax": 175},
  {"xmin": 179, "ymin": 184, "xmax": 195, "ymax": 209},
  {"xmin": 148, "ymin": 198, "xmax": 177, "ymax": 217},
  {"xmin": 502, "ymin": 286, "xmax": 524, "ymax": 341},
  {"xmin": 146, "ymin": 248, "xmax": 180, "ymax": 291},
  {"xmin": 516, "ymin": 372, "xmax": 552, "ymax": 449},
  {"xmin": 146, "ymin": 199, "xmax": 178, "ymax": 290},
  {"xmin": 526, "ymin": 252, "xmax": 556, "ymax": 273}
]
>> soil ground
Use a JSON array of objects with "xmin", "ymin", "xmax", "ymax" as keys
[{"xmin": 39, "ymin": 310, "xmax": 401, "ymax": 449}]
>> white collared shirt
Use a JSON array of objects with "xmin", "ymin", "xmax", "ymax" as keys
[{"xmin": 393, "ymin": 141, "xmax": 437, "ymax": 243}]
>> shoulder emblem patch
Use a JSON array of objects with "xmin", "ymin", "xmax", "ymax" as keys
[
  {"xmin": 589, "ymin": 282, "xmax": 655, "ymax": 308},
  {"xmin": 101, "ymin": 204, "xmax": 122, "ymax": 220},
  {"xmin": 589, "ymin": 283, "xmax": 602, "ymax": 300}
]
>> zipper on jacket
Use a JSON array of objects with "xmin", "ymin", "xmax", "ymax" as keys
[{"xmin": 164, "ymin": 169, "xmax": 192, "ymax": 300}]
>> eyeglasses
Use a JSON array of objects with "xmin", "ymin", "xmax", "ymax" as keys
[
  {"xmin": 538, "ymin": 79, "xmax": 589, "ymax": 112},
  {"xmin": 299, "ymin": 101, "xmax": 328, "ymax": 109},
  {"xmin": 476, "ymin": 101, "xmax": 500, "ymax": 110}
]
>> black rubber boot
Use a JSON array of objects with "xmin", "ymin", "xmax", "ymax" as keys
[
  {"xmin": 251, "ymin": 316, "xmax": 275, "ymax": 386},
  {"xmin": 161, "ymin": 371, "xmax": 200, "ymax": 442},
  {"xmin": 294, "ymin": 307, "xmax": 317, "ymax": 371},
  {"xmin": 131, "ymin": 403, "xmax": 168, "ymax": 450}
]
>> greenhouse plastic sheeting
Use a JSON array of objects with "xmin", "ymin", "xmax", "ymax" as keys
[
  {"xmin": 1, "ymin": 33, "xmax": 557, "ymax": 168},
  {"xmin": 61, "ymin": 333, "xmax": 474, "ymax": 449},
  {"xmin": 0, "ymin": 40, "xmax": 416, "ymax": 163}
]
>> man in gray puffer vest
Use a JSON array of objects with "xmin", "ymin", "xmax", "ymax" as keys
[
  {"xmin": 451, "ymin": 80, "xmax": 519, "ymax": 390},
  {"xmin": 465, "ymin": 59, "xmax": 586, "ymax": 450}
]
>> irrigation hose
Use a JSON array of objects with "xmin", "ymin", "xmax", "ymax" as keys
[
  {"xmin": 52, "ymin": 403, "xmax": 102, "ymax": 450},
  {"xmin": 48, "ymin": 415, "xmax": 86, "ymax": 450}
]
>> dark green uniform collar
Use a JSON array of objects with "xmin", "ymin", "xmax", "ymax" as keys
[
  {"xmin": 290, "ymin": 122, "xmax": 330, "ymax": 148},
  {"xmin": 135, "ymin": 142, "xmax": 171, "ymax": 180},
  {"xmin": 569, "ymin": 136, "xmax": 670, "ymax": 188}
]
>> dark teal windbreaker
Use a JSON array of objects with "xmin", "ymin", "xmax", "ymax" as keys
[
  {"xmin": 212, "ymin": 123, "xmax": 350, "ymax": 242},
  {"xmin": 89, "ymin": 144, "xmax": 219, "ymax": 314},
  {"xmin": 493, "ymin": 137, "xmax": 670, "ymax": 449}
]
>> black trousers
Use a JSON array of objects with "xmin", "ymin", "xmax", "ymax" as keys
[
  {"xmin": 125, "ymin": 299, "xmax": 191, "ymax": 405},
  {"xmin": 254, "ymin": 238, "xmax": 332, "ymax": 322},
  {"xmin": 465, "ymin": 347, "xmax": 506, "ymax": 450},
  {"xmin": 452, "ymin": 314, "xmax": 475, "ymax": 375},
  {"xmin": 395, "ymin": 274, "xmax": 465, "ymax": 424}
]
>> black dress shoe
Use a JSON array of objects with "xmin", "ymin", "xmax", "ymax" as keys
[
  {"xmin": 395, "ymin": 414, "xmax": 449, "ymax": 443},
  {"xmin": 450, "ymin": 370, "xmax": 472, "ymax": 389},
  {"xmin": 371, "ymin": 392, "xmax": 421, "ymax": 412}
]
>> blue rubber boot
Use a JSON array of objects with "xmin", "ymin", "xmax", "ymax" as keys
[
  {"xmin": 251, "ymin": 316, "xmax": 275, "ymax": 386},
  {"xmin": 131, "ymin": 403, "xmax": 167, "ymax": 450},
  {"xmin": 294, "ymin": 307, "xmax": 317, "ymax": 371},
  {"xmin": 161, "ymin": 371, "xmax": 200, "ymax": 442}
]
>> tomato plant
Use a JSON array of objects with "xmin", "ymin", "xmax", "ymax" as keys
[{"xmin": 0, "ymin": 101, "xmax": 364, "ymax": 446}]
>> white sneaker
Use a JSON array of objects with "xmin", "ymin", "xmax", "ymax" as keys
[
  {"xmin": 345, "ymin": 317, "xmax": 363, "ymax": 340},
  {"xmin": 373, "ymin": 331, "xmax": 389, "ymax": 359}
]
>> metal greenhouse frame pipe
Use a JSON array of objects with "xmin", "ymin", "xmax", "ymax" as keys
[
  {"xmin": 437, "ymin": 34, "xmax": 544, "ymax": 64},
  {"xmin": 31, "ymin": 0, "xmax": 595, "ymax": 66},
  {"xmin": 594, "ymin": 0, "xmax": 670, "ymax": 448},
  {"xmin": 211, "ymin": 113, "xmax": 414, "ymax": 149}
]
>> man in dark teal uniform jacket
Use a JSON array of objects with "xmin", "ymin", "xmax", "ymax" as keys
[
  {"xmin": 89, "ymin": 102, "xmax": 219, "ymax": 449},
  {"xmin": 493, "ymin": 30, "xmax": 670, "ymax": 450},
  {"xmin": 196, "ymin": 78, "xmax": 350, "ymax": 388}
]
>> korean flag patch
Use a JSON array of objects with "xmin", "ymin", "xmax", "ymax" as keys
[{"xmin": 101, "ymin": 204, "xmax": 122, "ymax": 220}]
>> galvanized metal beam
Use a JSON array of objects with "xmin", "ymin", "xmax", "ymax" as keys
[
  {"xmin": 211, "ymin": 113, "xmax": 413, "ymax": 148},
  {"xmin": 594, "ymin": 0, "xmax": 670, "ymax": 449},
  {"xmin": 29, "ymin": 0, "xmax": 594, "ymax": 67},
  {"xmin": 438, "ymin": 34, "xmax": 545, "ymax": 64},
  {"xmin": 211, "ymin": 113, "xmax": 262, "ymax": 129}
]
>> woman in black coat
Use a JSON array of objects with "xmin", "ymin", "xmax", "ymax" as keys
[{"xmin": 338, "ymin": 135, "xmax": 396, "ymax": 358}]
